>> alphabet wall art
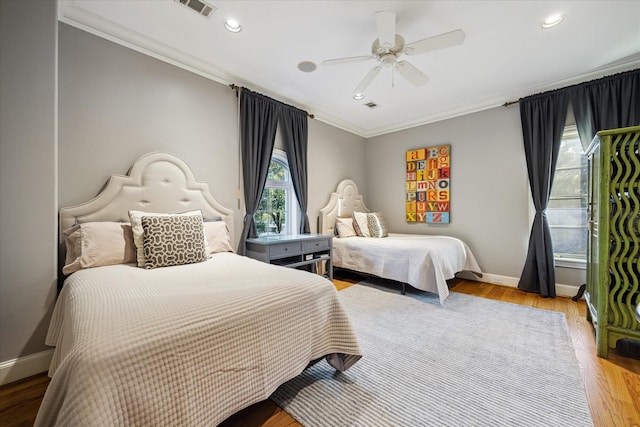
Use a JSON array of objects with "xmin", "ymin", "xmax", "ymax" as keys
[{"xmin": 405, "ymin": 145, "xmax": 450, "ymax": 223}]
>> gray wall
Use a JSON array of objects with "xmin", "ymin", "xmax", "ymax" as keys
[
  {"xmin": 58, "ymin": 24, "xmax": 367, "ymax": 241},
  {"xmin": 365, "ymin": 106, "xmax": 586, "ymax": 286},
  {"xmin": 0, "ymin": 0, "xmax": 58, "ymax": 362},
  {"xmin": 58, "ymin": 24, "xmax": 241, "ymax": 238}
]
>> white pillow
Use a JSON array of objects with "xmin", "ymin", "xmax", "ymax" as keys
[
  {"xmin": 335, "ymin": 217, "xmax": 357, "ymax": 238},
  {"xmin": 352, "ymin": 211, "xmax": 371, "ymax": 237},
  {"xmin": 129, "ymin": 210, "xmax": 206, "ymax": 267},
  {"xmin": 204, "ymin": 221, "xmax": 235, "ymax": 253}
]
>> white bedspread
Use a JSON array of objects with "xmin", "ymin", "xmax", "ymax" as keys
[
  {"xmin": 36, "ymin": 253, "xmax": 361, "ymax": 426},
  {"xmin": 332, "ymin": 233, "xmax": 481, "ymax": 304}
]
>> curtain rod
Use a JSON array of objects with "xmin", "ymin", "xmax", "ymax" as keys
[
  {"xmin": 503, "ymin": 69, "xmax": 639, "ymax": 108},
  {"xmin": 229, "ymin": 84, "xmax": 315, "ymax": 119}
]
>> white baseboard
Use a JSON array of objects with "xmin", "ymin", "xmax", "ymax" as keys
[
  {"xmin": 0, "ymin": 349, "xmax": 52, "ymax": 386},
  {"xmin": 460, "ymin": 272, "xmax": 582, "ymax": 299}
]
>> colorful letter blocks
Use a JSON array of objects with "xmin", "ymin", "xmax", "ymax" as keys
[{"xmin": 406, "ymin": 145, "xmax": 450, "ymax": 223}]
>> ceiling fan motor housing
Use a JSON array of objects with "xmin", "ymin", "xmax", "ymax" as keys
[{"xmin": 372, "ymin": 34, "xmax": 405, "ymax": 56}]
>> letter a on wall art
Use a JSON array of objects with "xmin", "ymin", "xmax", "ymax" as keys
[{"xmin": 406, "ymin": 145, "xmax": 450, "ymax": 223}]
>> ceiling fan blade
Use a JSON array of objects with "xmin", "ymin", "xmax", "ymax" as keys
[
  {"xmin": 395, "ymin": 61, "xmax": 429, "ymax": 86},
  {"xmin": 375, "ymin": 11, "xmax": 396, "ymax": 51},
  {"xmin": 321, "ymin": 55, "xmax": 373, "ymax": 66},
  {"xmin": 404, "ymin": 29, "xmax": 465, "ymax": 56},
  {"xmin": 354, "ymin": 65, "xmax": 382, "ymax": 94}
]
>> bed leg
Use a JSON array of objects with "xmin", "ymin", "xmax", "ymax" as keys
[{"xmin": 401, "ymin": 283, "xmax": 406, "ymax": 295}]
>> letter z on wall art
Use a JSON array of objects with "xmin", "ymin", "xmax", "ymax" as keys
[{"xmin": 406, "ymin": 145, "xmax": 450, "ymax": 224}]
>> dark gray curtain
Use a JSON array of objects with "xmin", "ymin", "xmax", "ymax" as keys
[
  {"xmin": 570, "ymin": 69, "xmax": 640, "ymax": 150},
  {"xmin": 236, "ymin": 89, "xmax": 279, "ymax": 255},
  {"xmin": 518, "ymin": 91, "xmax": 570, "ymax": 296},
  {"xmin": 280, "ymin": 107, "xmax": 310, "ymax": 233}
]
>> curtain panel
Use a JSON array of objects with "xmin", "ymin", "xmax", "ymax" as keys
[
  {"xmin": 517, "ymin": 68, "xmax": 639, "ymax": 296},
  {"xmin": 280, "ymin": 107, "xmax": 310, "ymax": 233},
  {"xmin": 236, "ymin": 88, "xmax": 311, "ymax": 254},
  {"xmin": 570, "ymin": 69, "xmax": 640, "ymax": 150},
  {"xmin": 237, "ymin": 89, "xmax": 279, "ymax": 255},
  {"xmin": 518, "ymin": 91, "xmax": 570, "ymax": 296}
]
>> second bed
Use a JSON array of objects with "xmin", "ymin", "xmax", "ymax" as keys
[{"xmin": 319, "ymin": 179, "xmax": 481, "ymax": 304}]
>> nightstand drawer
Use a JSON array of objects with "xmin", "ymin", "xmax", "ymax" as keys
[
  {"xmin": 245, "ymin": 234, "xmax": 333, "ymax": 280},
  {"xmin": 304, "ymin": 239, "xmax": 330, "ymax": 252},
  {"xmin": 270, "ymin": 242, "xmax": 303, "ymax": 258}
]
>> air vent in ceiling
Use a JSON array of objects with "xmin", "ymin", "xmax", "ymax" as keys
[
  {"xmin": 175, "ymin": 0, "xmax": 216, "ymax": 18},
  {"xmin": 364, "ymin": 102, "xmax": 380, "ymax": 109}
]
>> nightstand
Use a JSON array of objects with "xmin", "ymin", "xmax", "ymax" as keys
[{"xmin": 245, "ymin": 234, "xmax": 333, "ymax": 280}]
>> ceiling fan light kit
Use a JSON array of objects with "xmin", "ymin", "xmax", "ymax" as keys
[{"xmin": 322, "ymin": 11, "xmax": 465, "ymax": 96}]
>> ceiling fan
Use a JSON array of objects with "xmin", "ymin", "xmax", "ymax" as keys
[{"xmin": 322, "ymin": 11, "xmax": 465, "ymax": 96}]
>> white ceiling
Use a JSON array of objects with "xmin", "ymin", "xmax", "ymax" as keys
[{"xmin": 59, "ymin": 0, "xmax": 640, "ymax": 138}]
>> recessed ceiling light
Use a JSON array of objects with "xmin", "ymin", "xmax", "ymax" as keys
[
  {"xmin": 542, "ymin": 13, "xmax": 564, "ymax": 29},
  {"xmin": 297, "ymin": 61, "xmax": 317, "ymax": 73},
  {"xmin": 353, "ymin": 93, "xmax": 364, "ymax": 100},
  {"xmin": 224, "ymin": 18, "xmax": 241, "ymax": 33}
]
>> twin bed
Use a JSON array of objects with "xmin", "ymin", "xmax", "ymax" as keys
[
  {"xmin": 319, "ymin": 179, "xmax": 481, "ymax": 304},
  {"xmin": 37, "ymin": 154, "xmax": 480, "ymax": 425}
]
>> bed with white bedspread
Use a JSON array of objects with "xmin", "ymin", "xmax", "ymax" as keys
[
  {"xmin": 36, "ymin": 153, "xmax": 361, "ymax": 426},
  {"xmin": 320, "ymin": 179, "xmax": 481, "ymax": 304}
]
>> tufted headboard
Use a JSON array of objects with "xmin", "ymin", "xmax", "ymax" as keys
[
  {"xmin": 59, "ymin": 152, "xmax": 234, "ymax": 242},
  {"xmin": 319, "ymin": 179, "xmax": 369, "ymax": 235}
]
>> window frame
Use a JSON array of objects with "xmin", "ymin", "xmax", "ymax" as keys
[
  {"xmin": 255, "ymin": 149, "xmax": 299, "ymax": 236},
  {"xmin": 548, "ymin": 125, "xmax": 587, "ymax": 269}
]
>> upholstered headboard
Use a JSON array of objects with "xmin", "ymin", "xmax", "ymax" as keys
[
  {"xmin": 319, "ymin": 179, "xmax": 369, "ymax": 235},
  {"xmin": 59, "ymin": 152, "xmax": 234, "ymax": 242}
]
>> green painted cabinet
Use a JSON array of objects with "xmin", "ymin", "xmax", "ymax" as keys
[{"xmin": 585, "ymin": 126, "xmax": 640, "ymax": 358}]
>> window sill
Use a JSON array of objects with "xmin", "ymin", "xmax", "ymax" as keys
[{"xmin": 555, "ymin": 258, "xmax": 586, "ymax": 270}]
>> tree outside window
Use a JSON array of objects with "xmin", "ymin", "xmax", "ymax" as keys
[
  {"xmin": 547, "ymin": 125, "xmax": 587, "ymax": 262},
  {"xmin": 254, "ymin": 150, "xmax": 298, "ymax": 235}
]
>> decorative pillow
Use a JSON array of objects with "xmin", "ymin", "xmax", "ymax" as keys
[
  {"xmin": 335, "ymin": 217, "xmax": 357, "ymax": 238},
  {"xmin": 62, "ymin": 222, "xmax": 136, "ymax": 275},
  {"xmin": 204, "ymin": 221, "xmax": 235, "ymax": 253},
  {"xmin": 352, "ymin": 211, "xmax": 371, "ymax": 237},
  {"xmin": 141, "ymin": 215, "xmax": 208, "ymax": 269},
  {"xmin": 367, "ymin": 212, "xmax": 389, "ymax": 238},
  {"xmin": 129, "ymin": 210, "xmax": 206, "ymax": 267}
]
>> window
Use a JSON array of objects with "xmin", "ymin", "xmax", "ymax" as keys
[
  {"xmin": 254, "ymin": 149, "xmax": 299, "ymax": 236},
  {"xmin": 547, "ymin": 125, "xmax": 587, "ymax": 266}
]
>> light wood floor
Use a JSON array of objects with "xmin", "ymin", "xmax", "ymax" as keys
[{"xmin": 1, "ymin": 274, "xmax": 638, "ymax": 427}]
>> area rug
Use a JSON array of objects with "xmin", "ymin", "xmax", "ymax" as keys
[{"xmin": 270, "ymin": 280, "xmax": 593, "ymax": 426}]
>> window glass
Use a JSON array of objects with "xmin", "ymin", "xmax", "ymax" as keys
[
  {"xmin": 254, "ymin": 150, "xmax": 298, "ymax": 235},
  {"xmin": 548, "ymin": 125, "xmax": 587, "ymax": 261},
  {"xmin": 267, "ymin": 160, "xmax": 287, "ymax": 182}
]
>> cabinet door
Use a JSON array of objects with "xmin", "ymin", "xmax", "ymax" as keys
[{"xmin": 586, "ymin": 143, "xmax": 600, "ymax": 310}]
